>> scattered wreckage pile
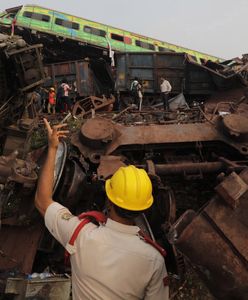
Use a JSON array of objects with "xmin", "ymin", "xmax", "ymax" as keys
[
  {"xmin": 0, "ymin": 32, "xmax": 248, "ymax": 299},
  {"xmin": 0, "ymin": 33, "xmax": 47, "ymax": 157},
  {"xmin": 1, "ymin": 105, "xmax": 248, "ymax": 299}
]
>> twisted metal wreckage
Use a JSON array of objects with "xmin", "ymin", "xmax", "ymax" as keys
[{"xmin": 0, "ymin": 33, "xmax": 248, "ymax": 299}]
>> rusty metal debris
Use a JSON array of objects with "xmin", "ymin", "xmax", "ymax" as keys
[
  {"xmin": 188, "ymin": 53, "xmax": 248, "ymax": 89},
  {"xmin": 0, "ymin": 151, "xmax": 37, "ymax": 185},
  {"xmin": 169, "ymin": 168, "xmax": 248, "ymax": 299},
  {"xmin": 0, "ymin": 25, "xmax": 248, "ymax": 300},
  {"xmin": 72, "ymin": 94, "xmax": 115, "ymax": 117}
]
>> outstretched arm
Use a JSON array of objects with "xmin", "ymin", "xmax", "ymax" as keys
[{"xmin": 35, "ymin": 118, "xmax": 69, "ymax": 216}]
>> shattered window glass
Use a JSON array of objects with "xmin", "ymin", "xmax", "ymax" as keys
[{"xmin": 55, "ymin": 18, "xmax": 79, "ymax": 30}]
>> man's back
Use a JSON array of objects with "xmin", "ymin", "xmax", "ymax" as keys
[
  {"xmin": 45, "ymin": 203, "xmax": 169, "ymax": 300},
  {"xmin": 160, "ymin": 80, "xmax": 172, "ymax": 93}
]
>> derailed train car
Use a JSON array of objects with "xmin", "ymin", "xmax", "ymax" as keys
[
  {"xmin": 1, "ymin": 102, "xmax": 248, "ymax": 298},
  {"xmin": 0, "ymin": 32, "xmax": 248, "ymax": 300},
  {"xmin": 115, "ymin": 51, "xmax": 248, "ymax": 106},
  {"xmin": 0, "ymin": 33, "xmax": 47, "ymax": 157}
]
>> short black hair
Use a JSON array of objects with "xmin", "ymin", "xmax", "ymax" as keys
[
  {"xmin": 62, "ymin": 77, "xmax": 68, "ymax": 84},
  {"xmin": 113, "ymin": 203, "xmax": 142, "ymax": 220}
]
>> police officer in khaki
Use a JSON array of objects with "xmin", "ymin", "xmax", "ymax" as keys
[{"xmin": 35, "ymin": 118, "xmax": 169, "ymax": 300}]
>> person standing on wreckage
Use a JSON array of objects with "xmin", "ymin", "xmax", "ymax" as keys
[
  {"xmin": 160, "ymin": 77, "xmax": 172, "ymax": 111},
  {"xmin": 35, "ymin": 118, "xmax": 169, "ymax": 300}
]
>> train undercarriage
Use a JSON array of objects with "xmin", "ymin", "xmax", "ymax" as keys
[{"xmin": 1, "ymin": 104, "xmax": 248, "ymax": 299}]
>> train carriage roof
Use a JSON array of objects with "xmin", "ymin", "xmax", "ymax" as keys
[{"xmin": 1, "ymin": 4, "xmax": 222, "ymax": 61}]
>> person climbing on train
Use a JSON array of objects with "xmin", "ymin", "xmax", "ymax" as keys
[
  {"xmin": 47, "ymin": 87, "xmax": 56, "ymax": 114},
  {"xmin": 35, "ymin": 118, "xmax": 169, "ymax": 300},
  {"xmin": 160, "ymin": 77, "xmax": 172, "ymax": 111}
]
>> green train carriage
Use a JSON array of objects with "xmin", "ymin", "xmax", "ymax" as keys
[{"xmin": 0, "ymin": 5, "xmax": 222, "ymax": 64}]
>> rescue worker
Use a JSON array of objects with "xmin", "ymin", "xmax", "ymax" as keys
[
  {"xmin": 35, "ymin": 118, "xmax": 169, "ymax": 300},
  {"xmin": 47, "ymin": 87, "xmax": 56, "ymax": 114},
  {"xmin": 160, "ymin": 77, "xmax": 172, "ymax": 111}
]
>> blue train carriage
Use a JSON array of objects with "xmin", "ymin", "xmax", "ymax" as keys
[{"xmin": 0, "ymin": 5, "xmax": 222, "ymax": 64}]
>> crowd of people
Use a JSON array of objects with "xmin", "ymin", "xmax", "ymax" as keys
[
  {"xmin": 40, "ymin": 77, "xmax": 74, "ymax": 114},
  {"xmin": 39, "ymin": 75, "xmax": 172, "ymax": 115}
]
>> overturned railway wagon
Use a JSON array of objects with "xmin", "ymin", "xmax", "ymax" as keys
[
  {"xmin": 115, "ymin": 52, "xmax": 214, "ymax": 97},
  {"xmin": 1, "ymin": 104, "xmax": 248, "ymax": 298},
  {"xmin": 42, "ymin": 51, "xmax": 246, "ymax": 109}
]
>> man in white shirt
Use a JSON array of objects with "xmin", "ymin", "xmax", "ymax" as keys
[
  {"xmin": 60, "ymin": 78, "xmax": 72, "ymax": 112},
  {"xmin": 35, "ymin": 119, "xmax": 169, "ymax": 300},
  {"xmin": 160, "ymin": 77, "xmax": 172, "ymax": 111}
]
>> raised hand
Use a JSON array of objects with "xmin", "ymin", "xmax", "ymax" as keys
[{"xmin": 43, "ymin": 118, "xmax": 69, "ymax": 149}]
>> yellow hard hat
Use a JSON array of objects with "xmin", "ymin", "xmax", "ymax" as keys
[{"xmin": 105, "ymin": 165, "xmax": 153, "ymax": 211}]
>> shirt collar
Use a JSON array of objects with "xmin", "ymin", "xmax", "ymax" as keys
[{"xmin": 105, "ymin": 218, "xmax": 140, "ymax": 235}]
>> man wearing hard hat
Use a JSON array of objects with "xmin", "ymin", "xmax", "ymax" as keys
[{"xmin": 35, "ymin": 119, "xmax": 169, "ymax": 300}]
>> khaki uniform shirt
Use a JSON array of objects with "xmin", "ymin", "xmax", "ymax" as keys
[{"xmin": 45, "ymin": 202, "xmax": 169, "ymax": 300}]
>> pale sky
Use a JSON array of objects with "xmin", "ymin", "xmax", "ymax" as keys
[{"xmin": 0, "ymin": 0, "xmax": 247, "ymax": 60}]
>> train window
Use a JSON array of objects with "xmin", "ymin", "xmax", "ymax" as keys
[
  {"xmin": 72, "ymin": 22, "xmax": 80, "ymax": 30},
  {"xmin": 84, "ymin": 26, "xmax": 91, "ymax": 34},
  {"xmin": 135, "ymin": 40, "xmax": 155, "ymax": 50},
  {"xmin": 158, "ymin": 46, "xmax": 175, "ymax": 52},
  {"xmin": 55, "ymin": 18, "xmax": 79, "ymax": 30},
  {"xmin": 23, "ymin": 11, "xmax": 50, "ymax": 23},
  {"xmin": 23, "ymin": 11, "xmax": 32, "ymax": 18},
  {"xmin": 148, "ymin": 44, "xmax": 155, "ymax": 50},
  {"xmin": 84, "ymin": 26, "xmax": 106, "ymax": 37},
  {"xmin": 111, "ymin": 33, "xmax": 124, "ymax": 42}
]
